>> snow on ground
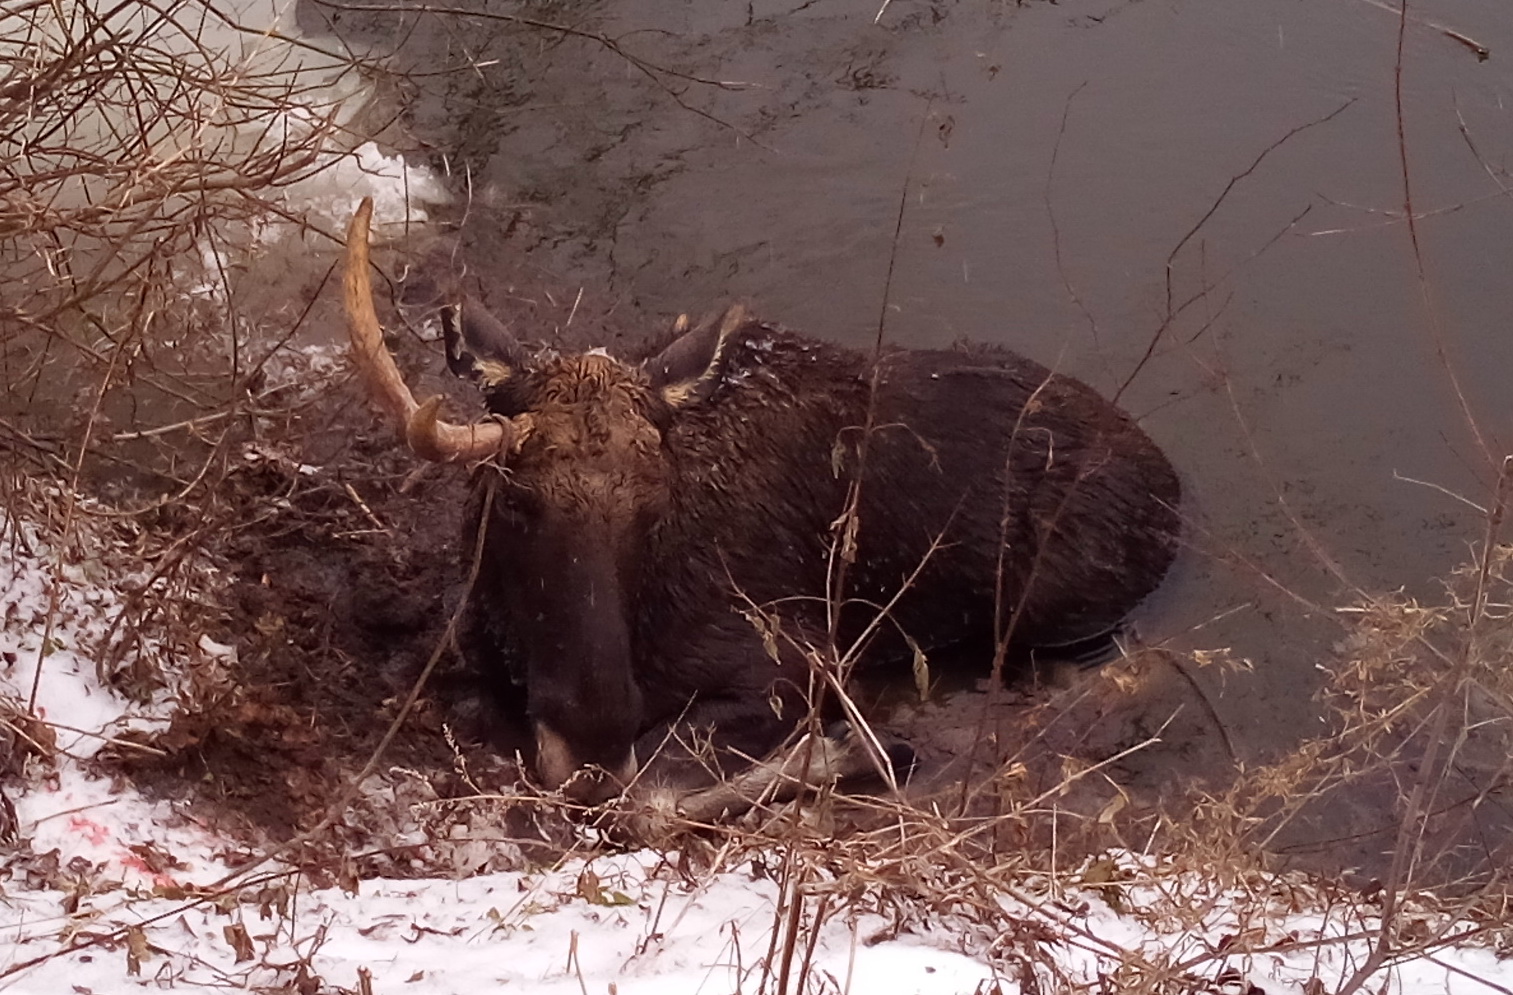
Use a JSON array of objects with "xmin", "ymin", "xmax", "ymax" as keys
[
  {"xmin": 4, "ymin": 507, "xmax": 1513, "ymax": 993},
  {"xmin": 0, "ymin": 836, "xmax": 1002, "ymax": 994},
  {"xmin": 0, "ymin": 504, "xmax": 210, "ymax": 760},
  {"xmin": 8, "ymin": 10, "xmax": 1511, "ymax": 989}
]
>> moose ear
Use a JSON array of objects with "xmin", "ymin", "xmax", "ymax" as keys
[
  {"xmin": 645, "ymin": 304, "xmax": 747, "ymax": 408},
  {"xmin": 441, "ymin": 296, "xmax": 528, "ymax": 387}
]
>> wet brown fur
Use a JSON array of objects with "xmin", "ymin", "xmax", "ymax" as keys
[{"xmin": 452, "ymin": 313, "xmax": 1183, "ymax": 791}]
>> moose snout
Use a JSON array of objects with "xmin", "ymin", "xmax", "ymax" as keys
[{"xmin": 534, "ymin": 721, "xmax": 638, "ymax": 804}]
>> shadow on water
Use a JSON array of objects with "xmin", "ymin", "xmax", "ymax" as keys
[{"xmin": 291, "ymin": 0, "xmax": 1513, "ymax": 874}]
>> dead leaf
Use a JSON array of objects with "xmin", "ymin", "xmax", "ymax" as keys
[
  {"xmin": 223, "ymin": 922, "xmax": 255, "ymax": 963},
  {"xmin": 128, "ymin": 841, "xmax": 186, "ymax": 874},
  {"xmin": 576, "ymin": 869, "xmax": 634, "ymax": 907},
  {"xmin": 338, "ymin": 855, "xmax": 360, "ymax": 897},
  {"xmin": 1096, "ymin": 793, "xmax": 1127, "ymax": 825},
  {"xmin": 1080, "ymin": 856, "xmax": 1118, "ymax": 886},
  {"xmin": 125, "ymin": 925, "xmax": 149, "ymax": 976},
  {"xmin": 911, "ymin": 642, "xmax": 931, "ymax": 702}
]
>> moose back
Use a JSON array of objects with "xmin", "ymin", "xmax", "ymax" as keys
[{"xmin": 344, "ymin": 199, "xmax": 1181, "ymax": 801}]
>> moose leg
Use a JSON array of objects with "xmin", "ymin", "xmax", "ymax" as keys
[
  {"xmin": 612, "ymin": 718, "xmax": 914, "ymax": 841},
  {"xmin": 628, "ymin": 692, "xmax": 799, "ymax": 791},
  {"xmin": 621, "ymin": 622, "xmax": 917, "ymax": 834},
  {"xmin": 673, "ymin": 721, "xmax": 916, "ymax": 823}
]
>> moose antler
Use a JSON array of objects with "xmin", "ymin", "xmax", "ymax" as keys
[{"xmin": 344, "ymin": 197, "xmax": 526, "ymax": 461}]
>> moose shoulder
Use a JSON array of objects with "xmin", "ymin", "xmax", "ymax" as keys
[{"xmin": 344, "ymin": 198, "xmax": 1181, "ymax": 803}]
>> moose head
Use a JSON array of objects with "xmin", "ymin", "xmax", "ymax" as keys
[{"xmin": 345, "ymin": 198, "xmax": 749, "ymax": 797}]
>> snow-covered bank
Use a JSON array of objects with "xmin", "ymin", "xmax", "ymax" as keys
[
  {"xmin": 0, "ymin": 492, "xmax": 219, "ymax": 759},
  {"xmin": 3, "ymin": 500, "xmax": 1511, "ymax": 995},
  {"xmin": 3, "ymin": 788, "xmax": 1512, "ymax": 994}
]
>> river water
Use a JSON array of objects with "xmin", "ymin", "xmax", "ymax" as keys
[{"xmin": 286, "ymin": 0, "xmax": 1513, "ymax": 858}]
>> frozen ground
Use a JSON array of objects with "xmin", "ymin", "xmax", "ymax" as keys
[{"xmin": 4, "ymin": 504, "xmax": 1512, "ymax": 995}]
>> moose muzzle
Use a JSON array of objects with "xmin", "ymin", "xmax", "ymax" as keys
[{"xmin": 534, "ymin": 722, "xmax": 639, "ymax": 805}]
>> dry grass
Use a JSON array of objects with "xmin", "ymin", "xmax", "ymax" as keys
[
  {"xmin": 1, "ymin": 4, "xmax": 1511, "ymax": 994},
  {"xmin": 0, "ymin": 0, "xmax": 376, "ymax": 493}
]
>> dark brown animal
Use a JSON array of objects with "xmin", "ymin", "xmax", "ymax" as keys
[{"xmin": 344, "ymin": 198, "xmax": 1181, "ymax": 803}]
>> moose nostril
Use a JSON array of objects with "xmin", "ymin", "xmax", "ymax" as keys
[
  {"xmin": 534, "ymin": 722, "xmax": 578, "ymax": 789},
  {"xmin": 533, "ymin": 722, "xmax": 637, "ymax": 802},
  {"xmin": 560, "ymin": 767, "xmax": 628, "ymax": 806}
]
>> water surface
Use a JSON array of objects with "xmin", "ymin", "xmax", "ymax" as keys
[{"xmin": 300, "ymin": 0, "xmax": 1513, "ymax": 857}]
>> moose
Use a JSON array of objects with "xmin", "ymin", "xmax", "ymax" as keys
[{"xmin": 344, "ymin": 198, "xmax": 1181, "ymax": 808}]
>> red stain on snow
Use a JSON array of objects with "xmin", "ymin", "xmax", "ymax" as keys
[
  {"xmin": 67, "ymin": 815, "xmax": 111, "ymax": 846},
  {"xmin": 117, "ymin": 852, "xmax": 179, "ymax": 889}
]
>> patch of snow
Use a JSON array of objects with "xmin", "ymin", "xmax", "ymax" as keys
[
  {"xmin": 0, "ymin": 845, "xmax": 1006, "ymax": 995},
  {"xmin": 10, "ymin": 766, "xmax": 229, "ymax": 891},
  {"xmin": 295, "ymin": 140, "xmax": 449, "ymax": 232},
  {"xmin": 2, "ymin": 832, "xmax": 1511, "ymax": 994},
  {"xmin": 2, "ymin": 504, "xmax": 1512, "ymax": 995},
  {"xmin": 0, "ymin": 509, "xmax": 190, "ymax": 758}
]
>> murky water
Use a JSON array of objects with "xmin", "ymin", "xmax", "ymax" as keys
[{"xmin": 295, "ymin": 0, "xmax": 1513, "ymax": 854}]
